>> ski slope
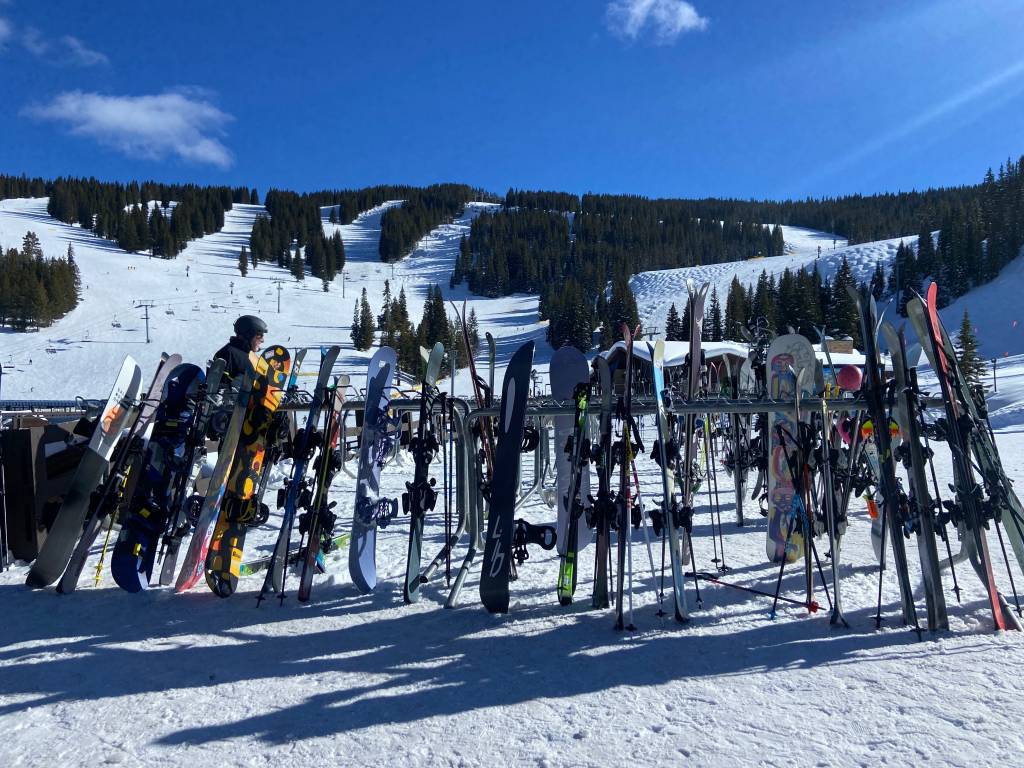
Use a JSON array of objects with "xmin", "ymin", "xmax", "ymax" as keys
[
  {"xmin": 630, "ymin": 228, "xmax": 911, "ymax": 342},
  {"xmin": 0, "ymin": 197, "xmax": 548, "ymax": 400}
]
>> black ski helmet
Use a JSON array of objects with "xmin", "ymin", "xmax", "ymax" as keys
[{"xmin": 233, "ymin": 314, "xmax": 268, "ymax": 341}]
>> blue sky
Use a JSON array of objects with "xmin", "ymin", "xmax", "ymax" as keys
[{"xmin": 1, "ymin": 1, "xmax": 1022, "ymax": 200}]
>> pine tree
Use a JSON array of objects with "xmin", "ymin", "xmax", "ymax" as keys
[
  {"xmin": 359, "ymin": 288, "xmax": 376, "ymax": 349},
  {"xmin": 665, "ymin": 303, "xmax": 683, "ymax": 341},
  {"xmin": 723, "ymin": 277, "xmax": 746, "ymax": 340},
  {"xmin": 290, "ymin": 245, "xmax": 305, "ymax": 281},
  {"xmin": 956, "ymin": 309, "xmax": 987, "ymax": 389},
  {"xmin": 468, "ymin": 307, "xmax": 481, "ymax": 353},
  {"xmin": 829, "ymin": 256, "xmax": 860, "ymax": 346},
  {"xmin": 870, "ymin": 262, "xmax": 885, "ymax": 300},
  {"xmin": 22, "ymin": 231, "xmax": 42, "ymax": 259},
  {"xmin": 238, "ymin": 247, "xmax": 249, "ymax": 277},
  {"xmin": 771, "ymin": 224, "xmax": 785, "ymax": 257},
  {"xmin": 707, "ymin": 286, "xmax": 723, "ymax": 341},
  {"xmin": 350, "ymin": 302, "xmax": 362, "ymax": 350}
]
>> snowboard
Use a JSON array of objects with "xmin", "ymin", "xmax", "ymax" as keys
[
  {"xmin": 175, "ymin": 352, "xmax": 260, "ymax": 593},
  {"xmin": 26, "ymin": 356, "xmax": 143, "ymax": 588},
  {"xmin": 765, "ymin": 334, "xmax": 816, "ymax": 564},
  {"xmin": 54, "ymin": 354, "xmax": 183, "ymax": 593},
  {"xmin": 206, "ymin": 344, "xmax": 291, "ymax": 597},
  {"xmin": 480, "ymin": 340, "xmax": 535, "ymax": 613},
  {"xmin": 349, "ymin": 346, "xmax": 399, "ymax": 593},
  {"xmin": 155, "ymin": 358, "xmax": 227, "ymax": 586},
  {"xmin": 110, "ymin": 363, "xmax": 206, "ymax": 592}
]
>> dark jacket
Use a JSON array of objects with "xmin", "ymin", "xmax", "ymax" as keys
[{"xmin": 213, "ymin": 336, "xmax": 253, "ymax": 384}]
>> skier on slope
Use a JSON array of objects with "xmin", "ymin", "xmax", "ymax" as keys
[{"xmin": 214, "ymin": 315, "xmax": 267, "ymax": 382}]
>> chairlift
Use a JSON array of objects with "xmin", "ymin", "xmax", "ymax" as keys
[
  {"xmin": 246, "ymin": 293, "xmax": 254, "ymax": 300},
  {"xmin": 111, "ymin": 319, "xmax": 122, "ymax": 328},
  {"xmin": 210, "ymin": 303, "xmax": 219, "ymax": 309},
  {"xmin": 192, "ymin": 304, "xmax": 201, "ymax": 312},
  {"xmin": 165, "ymin": 308, "xmax": 175, "ymax": 316},
  {"xmin": 46, "ymin": 347, "xmax": 58, "ymax": 354}
]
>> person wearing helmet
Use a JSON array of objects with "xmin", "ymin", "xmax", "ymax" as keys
[{"xmin": 214, "ymin": 315, "xmax": 268, "ymax": 381}]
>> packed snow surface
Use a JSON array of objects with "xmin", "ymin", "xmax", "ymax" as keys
[{"xmin": 3, "ymin": 201, "xmax": 1024, "ymax": 765}]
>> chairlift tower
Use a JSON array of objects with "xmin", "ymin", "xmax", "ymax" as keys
[{"xmin": 135, "ymin": 300, "xmax": 156, "ymax": 343}]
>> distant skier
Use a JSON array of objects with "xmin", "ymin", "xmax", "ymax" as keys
[{"xmin": 214, "ymin": 315, "xmax": 267, "ymax": 382}]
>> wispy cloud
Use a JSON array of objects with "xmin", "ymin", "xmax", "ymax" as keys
[
  {"xmin": 606, "ymin": 0, "xmax": 708, "ymax": 45},
  {"xmin": 0, "ymin": 17, "xmax": 108, "ymax": 66},
  {"xmin": 21, "ymin": 25, "xmax": 48, "ymax": 55},
  {"xmin": 22, "ymin": 90, "xmax": 235, "ymax": 168},
  {"xmin": 62, "ymin": 35, "xmax": 108, "ymax": 67}
]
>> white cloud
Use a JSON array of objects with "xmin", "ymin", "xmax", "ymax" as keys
[
  {"xmin": 21, "ymin": 25, "xmax": 48, "ymax": 55},
  {"xmin": 606, "ymin": 0, "xmax": 708, "ymax": 44},
  {"xmin": 22, "ymin": 90, "xmax": 234, "ymax": 168},
  {"xmin": 62, "ymin": 35, "xmax": 108, "ymax": 66},
  {"xmin": 0, "ymin": 19, "xmax": 108, "ymax": 66}
]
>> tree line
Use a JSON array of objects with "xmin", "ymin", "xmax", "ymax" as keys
[
  {"xmin": 378, "ymin": 184, "xmax": 477, "ymax": 262},
  {"xmin": 350, "ymin": 281, "xmax": 480, "ymax": 378},
  {"xmin": 889, "ymin": 156, "xmax": 1024, "ymax": 310},
  {"xmin": 307, "ymin": 185, "xmax": 420, "ymax": 225},
  {"xmin": 37, "ymin": 176, "xmax": 253, "ymax": 257},
  {"xmin": 250, "ymin": 190, "xmax": 346, "ymax": 286},
  {"xmin": 0, "ymin": 232, "xmax": 79, "ymax": 330}
]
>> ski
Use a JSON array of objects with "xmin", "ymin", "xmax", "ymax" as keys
[
  {"xmin": 258, "ymin": 345, "xmax": 341, "ymax": 602},
  {"xmin": 907, "ymin": 284, "xmax": 1019, "ymax": 630},
  {"xmin": 650, "ymin": 339, "xmax": 688, "ymax": 622},
  {"xmin": 298, "ymin": 376, "xmax": 349, "ymax": 602},
  {"xmin": 554, "ymin": 350, "xmax": 592, "ymax": 606},
  {"xmin": 402, "ymin": 342, "xmax": 444, "ymax": 603},
  {"xmin": 56, "ymin": 353, "xmax": 182, "ymax": 593},
  {"xmin": 613, "ymin": 324, "xmax": 639, "ymax": 630},
  {"xmin": 590, "ymin": 355, "xmax": 615, "ymax": 610},
  {"xmin": 850, "ymin": 285, "xmax": 920, "ymax": 630},
  {"xmin": 881, "ymin": 320, "xmax": 949, "ymax": 630},
  {"xmin": 551, "ymin": 345, "xmax": 591, "ymax": 606}
]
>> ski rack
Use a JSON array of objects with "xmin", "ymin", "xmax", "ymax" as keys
[{"xmin": 336, "ymin": 396, "xmax": 480, "ymax": 602}]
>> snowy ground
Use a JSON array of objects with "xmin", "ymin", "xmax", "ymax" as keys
[
  {"xmin": 4, "ymin": 201, "xmax": 1024, "ymax": 765},
  {"xmin": 4, "ymin": 411, "xmax": 1024, "ymax": 766}
]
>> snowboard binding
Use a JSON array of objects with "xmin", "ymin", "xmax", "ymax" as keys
[{"xmin": 511, "ymin": 518, "xmax": 557, "ymax": 566}]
